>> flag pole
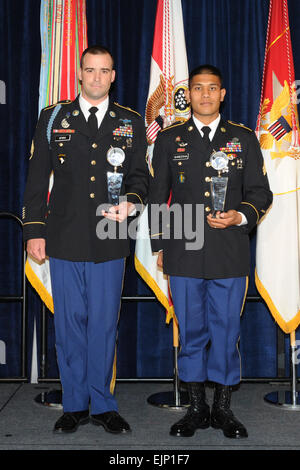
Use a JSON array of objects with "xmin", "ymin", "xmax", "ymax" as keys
[
  {"xmin": 147, "ymin": 317, "xmax": 189, "ymax": 410},
  {"xmin": 264, "ymin": 329, "xmax": 300, "ymax": 410}
]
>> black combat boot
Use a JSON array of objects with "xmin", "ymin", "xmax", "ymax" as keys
[
  {"xmin": 210, "ymin": 384, "xmax": 248, "ymax": 438},
  {"xmin": 170, "ymin": 382, "xmax": 210, "ymax": 437}
]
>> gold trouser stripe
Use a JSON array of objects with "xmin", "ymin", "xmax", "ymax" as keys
[{"xmin": 110, "ymin": 259, "xmax": 126, "ymax": 395}]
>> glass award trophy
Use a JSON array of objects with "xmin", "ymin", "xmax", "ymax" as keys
[
  {"xmin": 106, "ymin": 147, "xmax": 125, "ymax": 205},
  {"xmin": 209, "ymin": 151, "xmax": 229, "ymax": 217}
]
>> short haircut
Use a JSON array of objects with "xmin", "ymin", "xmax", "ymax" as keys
[
  {"xmin": 189, "ymin": 64, "xmax": 223, "ymax": 88},
  {"xmin": 80, "ymin": 45, "xmax": 114, "ymax": 69}
]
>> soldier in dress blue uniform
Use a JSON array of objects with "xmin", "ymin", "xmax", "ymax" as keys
[
  {"xmin": 148, "ymin": 65, "xmax": 272, "ymax": 439},
  {"xmin": 23, "ymin": 45, "xmax": 148, "ymax": 434}
]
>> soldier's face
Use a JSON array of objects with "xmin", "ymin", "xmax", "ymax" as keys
[
  {"xmin": 186, "ymin": 74, "xmax": 226, "ymax": 124},
  {"xmin": 79, "ymin": 52, "xmax": 115, "ymax": 104}
]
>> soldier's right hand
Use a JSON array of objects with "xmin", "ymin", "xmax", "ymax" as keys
[{"xmin": 26, "ymin": 238, "xmax": 46, "ymax": 262}]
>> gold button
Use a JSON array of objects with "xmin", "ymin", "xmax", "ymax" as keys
[
  {"xmin": 205, "ymin": 191, "xmax": 210, "ymax": 197},
  {"xmin": 91, "ymin": 160, "xmax": 96, "ymax": 165},
  {"xmin": 205, "ymin": 176, "xmax": 211, "ymax": 182},
  {"xmin": 90, "ymin": 193, "xmax": 95, "ymax": 199},
  {"xmin": 59, "ymin": 143, "xmax": 64, "ymax": 147},
  {"xmin": 92, "ymin": 143, "xmax": 98, "ymax": 149},
  {"xmin": 205, "ymin": 161, "xmax": 211, "ymax": 167},
  {"xmin": 231, "ymin": 161, "xmax": 235, "ymax": 166},
  {"xmin": 205, "ymin": 206, "xmax": 211, "ymax": 212},
  {"xmin": 90, "ymin": 176, "xmax": 96, "ymax": 182},
  {"xmin": 178, "ymin": 161, "xmax": 182, "ymax": 166}
]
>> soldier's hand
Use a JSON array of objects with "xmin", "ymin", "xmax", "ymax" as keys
[
  {"xmin": 27, "ymin": 238, "xmax": 46, "ymax": 262},
  {"xmin": 157, "ymin": 251, "xmax": 163, "ymax": 268},
  {"xmin": 207, "ymin": 210, "xmax": 242, "ymax": 229},
  {"xmin": 102, "ymin": 201, "xmax": 136, "ymax": 223}
]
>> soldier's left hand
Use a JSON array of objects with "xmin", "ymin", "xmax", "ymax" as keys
[
  {"xmin": 207, "ymin": 210, "xmax": 242, "ymax": 229},
  {"xmin": 102, "ymin": 201, "xmax": 136, "ymax": 223}
]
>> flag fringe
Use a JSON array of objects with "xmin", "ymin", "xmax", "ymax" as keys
[
  {"xmin": 255, "ymin": 269, "xmax": 300, "ymax": 334},
  {"xmin": 25, "ymin": 260, "xmax": 54, "ymax": 313},
  {"xmin": 134, "ymin": 255, "xmax": 174, "ymax": 323}
]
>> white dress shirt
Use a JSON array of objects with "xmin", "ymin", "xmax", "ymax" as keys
[
  {"xmin": 193, "ymin": 114, "xmax": 221, "ymax": 140},
  {"xmin": 79, "ymin": 94, "xmax": 109, "ymax": 128}
]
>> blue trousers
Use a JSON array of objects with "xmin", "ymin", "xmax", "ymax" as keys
[
  {"xmin": 169, "ymin": 276, "xmax": 248, "ymax": 386},
  {"xmin": 49, "ymin": 257, "xmax": 125, "ymax": 414}
]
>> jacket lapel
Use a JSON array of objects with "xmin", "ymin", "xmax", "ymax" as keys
[
  {"xmin": 66, "ymin": 96, "xmax": 90, "ymax": 137},
  {"xmin": 210, "ymin": 118, "xmax": 233, "ymax": 153},
  {"xmin": 65, "ymin": 97, "xmax": 119, "ymax": 140},
  {"xmin": 182, "ymin": 117, "xmax": 207, "ymax": 152},
  {"xmin": 94, "ymin": 101, "xmax": 119, "ymax": 141}
]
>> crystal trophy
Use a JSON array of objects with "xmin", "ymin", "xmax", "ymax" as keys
[
  {"xmin": 106, "ymin": 147, "xmax": 125, "ymax": 205},
  {"xmin": 209, "ymin": 151, "xmax": 229, "ymax": 217}
]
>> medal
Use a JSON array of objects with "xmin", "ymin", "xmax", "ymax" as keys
[{"xmin": 107, "ymin": 147, "xmax": 125, "ymax": 167}]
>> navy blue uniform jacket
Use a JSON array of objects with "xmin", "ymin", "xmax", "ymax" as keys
[
  {"xmin": 148, "ymin": 117, "xmax": 273, "ymax": 279},
  {"xmin": 23, "ymin": 97, "xmax": 148, "ymax": 263}
]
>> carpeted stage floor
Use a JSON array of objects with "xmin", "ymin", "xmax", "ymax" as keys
[{"xmin": 0, "ymin": 381, "xmax": 299, "ymax": 455}]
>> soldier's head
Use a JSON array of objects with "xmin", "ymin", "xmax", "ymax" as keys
[
  {"xmin": 79, "ymin": 45, "xmax": 115, "ymax": 105},
  {"xmin": 186, "ymin": 64, "xmax": 226, "ymax": 124}
]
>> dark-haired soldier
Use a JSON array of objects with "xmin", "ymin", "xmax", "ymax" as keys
[
  {"xmin": 23, "ymin": 45, "xmax": 148, "ymax": 434},
  {"xmin": 148, "ymin": 64, "xmax": 272, "ymax": 439}
]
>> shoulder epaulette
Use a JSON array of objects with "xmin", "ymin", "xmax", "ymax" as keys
[
  {"xmin": 228, "ymin": 120, "xmax": 252, "ymax": 132},
  {"xmin": 160, "ymin": 120, "xmax": 186, "ymax": 133},
  {"xmin": 43, "ymin": 100, "xmax": 72, "ymax": 111},
  {"xmin": 114, "ymin": 102, "xmax": 142, "ymax": 117}
]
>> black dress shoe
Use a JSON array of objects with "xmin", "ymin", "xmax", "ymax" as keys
[
  {"xmin": 170, "ymin": 382, "xmax": 210, "ymax": 437},
  {"xmin": 53, "ymin": 410, "xmax": 89, "ymax": 433},
  {"xmin": 210, "ymin": 406, "xmax": 248, "ymax": 438},
  {"xmin": 170, "ymin": 405, "xmax": 210, "ymax": 437},
  {"xmin": 210, "ymin": 384, "xmax": 248, "ymax": 439},
  {"xmin": 90, "ymin": 411, "xmax": 131, "ymax": 434}
]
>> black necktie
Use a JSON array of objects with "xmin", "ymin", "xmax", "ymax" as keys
[
  {"xmin": 88, "ymin": 106, "xmax": 98, "ymax": 136},
  {"xmin": 201, "ymin": 126, "xmax": 211, "ymax": 148}
]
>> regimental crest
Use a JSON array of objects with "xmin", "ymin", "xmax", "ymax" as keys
[
  {"xmin": 145, "ymin": 74, "xmax": 190, "ymax": 145},
  {"xmin": 258, "ymin": 80, "xmax": 300, "ymax": 160}
]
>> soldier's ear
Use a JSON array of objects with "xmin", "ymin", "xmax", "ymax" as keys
[
  {"xmin": 220, "ymin": 88, "xmax": 226, "ymax": 102},
  {"xmin": 185, "ymin": 88, "xmax": 190, "ymax": 104}
]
